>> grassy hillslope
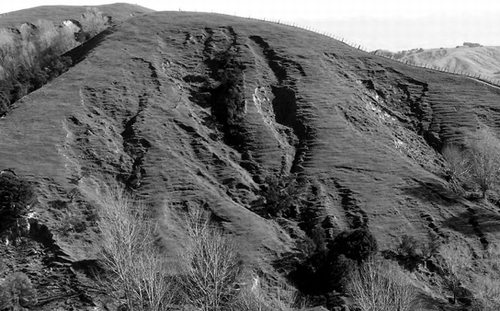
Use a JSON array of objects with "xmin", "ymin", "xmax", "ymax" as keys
[
  {"xmin": 1, "ymin": 11, "xmax": 500, "ymax": 310},
  {"xmin": 0, "ymin": 2, "xmax": 154, "ymax": 28},
  {"xmin": 401, "ymin": 46, "xmax": 500, "ymax": 80}
]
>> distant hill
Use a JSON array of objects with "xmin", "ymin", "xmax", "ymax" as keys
[
  {"xmin": 395, "ymin": 45, "xmax": 500, "ymax": 80},
  {"xmin": 0, "ymin": 2, "xmax": 154, "ymax": 28}
]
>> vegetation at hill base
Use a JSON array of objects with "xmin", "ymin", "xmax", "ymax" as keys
[{"xmin": 81, "ymin": 182, "xmax": 311, "ymax": 311}]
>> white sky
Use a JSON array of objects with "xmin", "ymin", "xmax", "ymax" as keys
[{"xmin": 1, "ymin": 0, "xmax": 499, "ymax": 51}]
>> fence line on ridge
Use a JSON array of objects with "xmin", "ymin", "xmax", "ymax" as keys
[{"xmin": 196, "ymin": 11, "xmax": 500, "ymax": 88}]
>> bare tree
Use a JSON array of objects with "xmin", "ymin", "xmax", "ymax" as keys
[
  {"xmin": 468, "ymin": 130, "xmax": 500, "ymax": 198},
  {"xmin": 442, "ymin": 130, "xmax": 500, "ymax": 198},
  {"xmin": 177, "ymin": 208, "xmax": 243, "ymax": 310},
  {"xmin": 82, "ymin": 182, "xmax": 174, "ymax": 311},
  {"xmin": 438, "ymin": 243, "xmax": 472, "ymax": 304},
  {"xmin": 347, "ymin": 258, "xmax": 421, "ymax": 311},
  {"xmin": 442, "ymin": 143, "xmax": 473, "ymax": 192}
]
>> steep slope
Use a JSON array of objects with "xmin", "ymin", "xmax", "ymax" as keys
[
  {"xmin": 1, "ymin": 11, "xmax": 500, "ymax": 310},
  {"xmin": 400, "ymin": 46, "xmax": 500, "ymax": 80},
  {"xmin": 0, "ymin": 3, "xmax": 154, "ymax": 28}
]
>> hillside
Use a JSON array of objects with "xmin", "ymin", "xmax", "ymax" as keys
[
  {"xmin": 399, "ymin": 45, "xmax": 500, "ymax": 80},
  {"xmin": 0, "ymin": 3, "xmax": 154, "ymax": 28},
  {"xmin": 2, "ymin": 10, "xmax": 500, "ymax": 311}
]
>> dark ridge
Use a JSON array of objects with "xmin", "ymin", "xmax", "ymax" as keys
[{"xmin": 63, "ymin": 27, "xmax": 115, "ymax": 65}]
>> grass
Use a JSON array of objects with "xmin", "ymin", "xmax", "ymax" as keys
[
  {"xmin": 2, "ymin": 8, "xmax": 500, "ymax": 311},
  {"xmin": 0, "ymin": 3, "xmax": 154, "ymax": 28}
]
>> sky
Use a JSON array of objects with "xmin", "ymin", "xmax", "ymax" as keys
[{"xmin": 1, "ymin": 0, "xmax": 499, "ymax": 51}]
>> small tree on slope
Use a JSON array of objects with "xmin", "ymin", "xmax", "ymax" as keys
[{"xmin": 468, "ymin": 130, "xmax": 500, "ymax": 199}]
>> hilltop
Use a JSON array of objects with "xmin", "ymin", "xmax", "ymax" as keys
[
  {"xmin": 0, "ymin": 2, "xmax": 154, "ymax": 28},
  {"xmin": 1, "ymin": 8, "xmax": 500, "ymax": 311}
]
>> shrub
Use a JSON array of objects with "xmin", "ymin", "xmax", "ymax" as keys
[
  {"xmin": 395, "ymin": 235, "xmax": 422, "ymax": 270},
  {"xmin": 395, "ymin": 234, "xmax": 439, "ymax": 271},
  {"xmin": 0, "ymin": 92, "xmax": 9, "ymax": 116},
  {"xmin": 260, "ymin": 174, "xmax": 300, "ymax": 218},
  {"xmin": 347, "ymin": 259, "xmax": 421, "ymax": 311},
  {"xmin": 177, "ymin": 208, "xmax": 243, "ymax": 310},
  {"xmin": 290, "ymin": 228, "xmax": 377, "ymax": 294},
  {"xmin": 0, "ymin": 272, "xmax": 38, "ymax": 310},
  {"xmin": 80, "ymin": 8, "xmax": 111, "ymax": 39},
  {"xmin": 331, "ymin": 228, "xmax": 378, "ymax": 263},
  {"xmin": 0, "ymin": 173, "xmax": 36, "ymax": 221}
]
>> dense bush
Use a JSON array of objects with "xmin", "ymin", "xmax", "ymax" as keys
[
  {"xmin": 290, "ymin": 228, "xmax": 377, "ymax": 296},
  {"xmin": 0, "ymin": 272, "xmax": 38, "ymax": 310},
  {"xmin": 0, "ymin": 173, "xmax": 36, "ymax": 221},
  {"xmin": 330, "ymin": 228, "xmax": 378, "ymax": 264},
  {"xmin": 394, "ymin": 234, "xmax": 440, "ymax": 271},
  {"xmin": 209, "ymin": 65, "xmax": 248, "ymax": 150},
  {"xmin": 259, "ymin": 174, "xmax": 300, "ymax": 218},
  {"xmin": 0, "ymin": 92, "xmax": 8, "ymax": 116}
]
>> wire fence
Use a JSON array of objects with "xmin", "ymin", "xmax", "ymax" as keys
[{"xmin": 202, "ymin": 11, "xmax": 500, "ymax": 88}]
